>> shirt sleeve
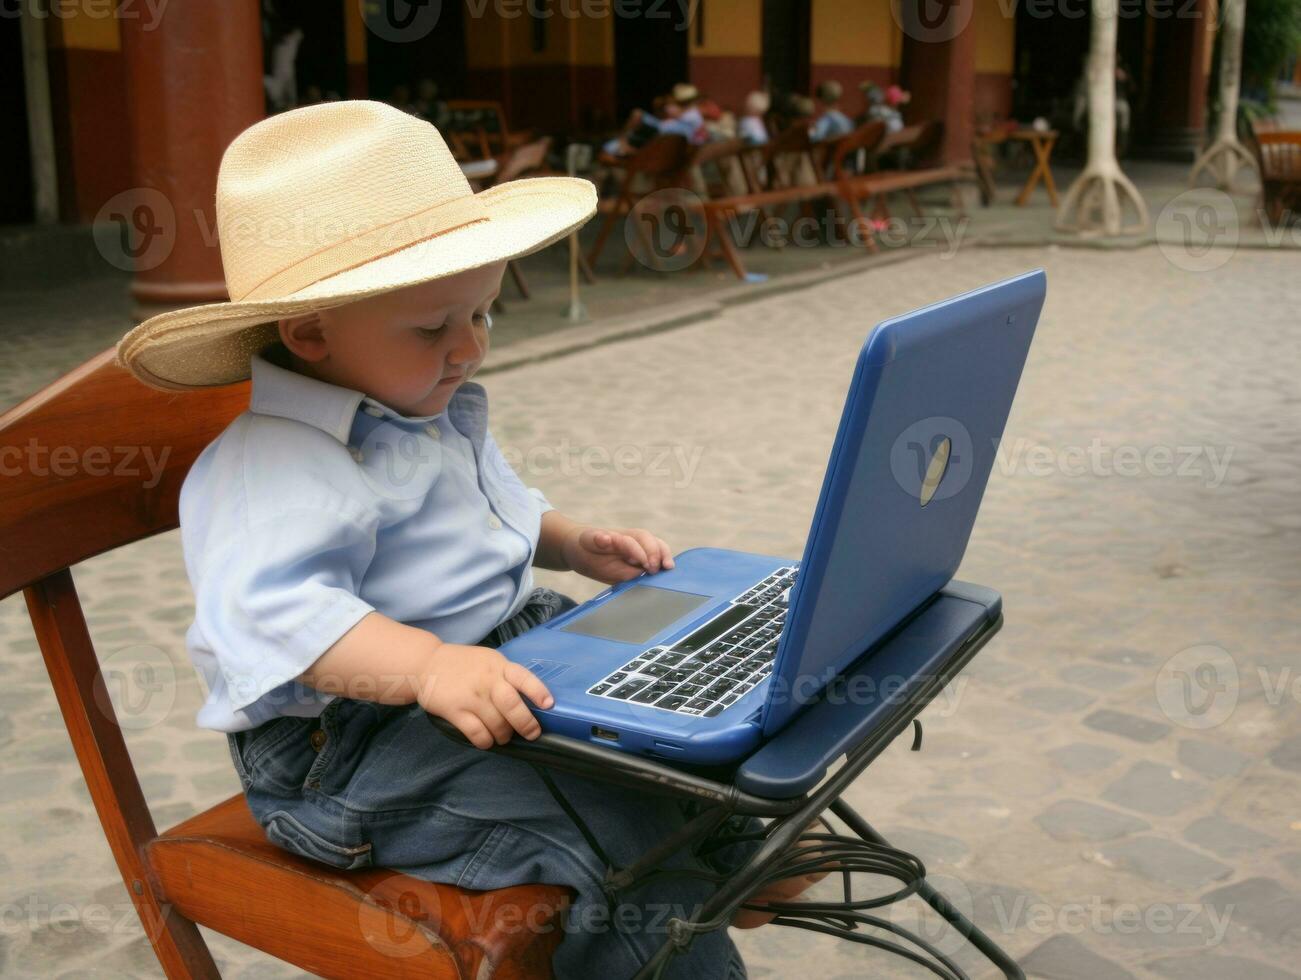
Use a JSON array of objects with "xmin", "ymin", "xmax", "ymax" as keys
[{"xmin": 190, "ymin": 504, "xmax": 379, "ymax": 714}]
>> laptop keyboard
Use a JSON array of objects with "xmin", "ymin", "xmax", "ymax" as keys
[{"xmin": 586, "ymin": 564, "xmax": 800, "ymax": 717}]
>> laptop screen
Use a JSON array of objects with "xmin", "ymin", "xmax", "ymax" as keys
[{"xmin": 559, "ymin": 585, "xmax": 710, "ymax": 645}]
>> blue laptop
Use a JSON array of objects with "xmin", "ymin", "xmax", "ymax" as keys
[{"xmin": 500, "ymin": 270, "xmax": 1046, "ymax": 765}]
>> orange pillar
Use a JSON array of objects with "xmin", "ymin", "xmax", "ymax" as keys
[
  {"xmin": 344, "ymin": 0, "xmax": 368, "ymax": 98},
  {"xmin": 119, "ymin": 1, "xmax": 264, "ymax": 312},
  {"xmin": 900, "ymin": 0, "xmax": 976, "ymax": 165}
]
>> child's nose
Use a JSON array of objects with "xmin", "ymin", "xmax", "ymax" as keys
[{"xmin": 445, "ymin": 317, "xmax": 486, "ymax": 366}]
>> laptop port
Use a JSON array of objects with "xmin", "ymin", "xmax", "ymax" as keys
[{"xmin": 591, "ymin": 726, "xmax": 620, "ymax": 742}]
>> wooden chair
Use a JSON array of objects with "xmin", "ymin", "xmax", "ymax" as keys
[
  {"xmin": 0, "ymin": 350, "xmax": 572, "ymax": 978},
  {"xmin": 445, "ymin": 100, "xmax": 532, "ymax": 160},
  {"xmin": 586, "ymin": 134, "xmax": 695, "ymax": 272},
  {"xmin": 1252, "ymin": 128, "xmax": 1301, "ymax": 226}
]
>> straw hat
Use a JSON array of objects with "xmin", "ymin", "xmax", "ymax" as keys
[
  {"xmin": 671, "ymin": 82, "xmax": 700, "ymax": 105},
  {"xmin": 117, "ymin": 100, "xmax": 596, "ymax": 391},
  {"xmin": 744, "ymin": 90, "xmax": 771, "ymax": 115}
]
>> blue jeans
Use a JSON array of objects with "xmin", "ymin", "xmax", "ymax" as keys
[{"xmin": 228, "ymin": 588, "xmax": 752, "ymax": 979}]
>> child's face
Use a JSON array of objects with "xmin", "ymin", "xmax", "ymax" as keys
[{"xmin": 280, "ymin": 260, "xmax": 505, "ymax": 417}]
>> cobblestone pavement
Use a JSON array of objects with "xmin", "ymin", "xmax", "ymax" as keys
[{"xmin": 1, "ymin": 244, "xmax": 1298, "ymax": 978}]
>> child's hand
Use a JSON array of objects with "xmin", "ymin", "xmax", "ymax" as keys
[
  {"xmin": 562, "ymin": 526, "xmax": 675, "ymax": 584},
  {"xmin": 416, "ymin": 643, "xmax": 554, "ymax": 749}
]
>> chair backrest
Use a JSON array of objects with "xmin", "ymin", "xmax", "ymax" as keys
[
  {"xmin": 879, "ymin": 120, "xmax": 944, "ymax": 167},
  {"xmin": 829, "ymin": 120, "xmax": 888, "ymax": 179},
  {"xmin": 493, "ymin": 135, "xmax": 553, "ymax": 184},
  {"xmin": 445, "ymin": 99, "xmax": 513, "ymax": 157},
  {"xmin": 620, "ymin": 133, "xmax": 694, "ymax": 182},
  {"xmin": 0, "ymin": 349, "xmax": 249, "ymax": 600},
  {"xmin": 0, "ymin": 349, "xmax": 249, "ymax": 955},
  {"xmin": 1256, "ymin": 130, "xmax": 1301, "ymax": 180}
]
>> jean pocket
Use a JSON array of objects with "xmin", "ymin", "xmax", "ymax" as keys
[{"xmin": 262, "ymin": 808, "xmax": 374, "ymax": 871}]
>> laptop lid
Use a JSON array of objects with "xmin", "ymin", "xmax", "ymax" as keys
[{"xmin": 762, "ymin": 269, "xmax": 1046, "ymax": 736}]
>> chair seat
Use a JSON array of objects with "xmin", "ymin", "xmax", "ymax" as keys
[{"xmin": 145, "ymin": 794, "xmax": 570, "ymax": 980}]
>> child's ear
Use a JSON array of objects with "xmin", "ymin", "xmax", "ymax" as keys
[{"xmin": 278, "ymin": 313, "xmax": 329, "ymax": 363}]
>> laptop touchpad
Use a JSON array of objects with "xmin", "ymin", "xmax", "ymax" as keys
[{"xmin": 559, "ymin": 586, "xmax": 710, "ymax": 645}]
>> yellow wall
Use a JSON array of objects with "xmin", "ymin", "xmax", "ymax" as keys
[
  {"xmin": 810, "ymin": 0, "xmax": 899, "ymax": 67},
  {"xmin": 974, "ymin": 0, "xmax": 1015, "ymax": 74},
  {"xmin": 690, "ymin": 0, "xmax": 760, "ymax": 56},
  {"xmin": 48, "ymin": 0, "xmax": 121, "ymax": 50}
]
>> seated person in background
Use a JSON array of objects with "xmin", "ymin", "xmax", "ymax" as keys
[
  {"xmin": 809, "ymin": 79, "xmax": 854, "ymax": 142},
  {"xmin": 413, "ymin": 78, "xmax": 450, "ymax": 130},
  {"xmin": 859, "ymin": 81, "xmax": 907, "ymax": 134},
  {"xmin": 599, "ymin": 94, "xmax": 671, "ymax": 157},
  {"xmin": 660, "ymin": 83, "xmax": 708, "ymax": 144},
  {"xmin": 739, "ymin": 90, "xmax": 771, "ymax": 146}
]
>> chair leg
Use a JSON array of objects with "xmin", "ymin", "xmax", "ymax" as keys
[
  {"xmin": 586, "ymin": 197, "xmax": 627, "ymax": 268},
  {"xmin": 508, "ymin": 260, "xmax": 530, "ymax": 299}
]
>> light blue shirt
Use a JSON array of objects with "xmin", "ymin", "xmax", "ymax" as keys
[
  {"xmin": 810, "ymin": 108, "xmax": 854, "ymax": 142},
  {"xmin": 180, "ymin": 352, "xmax": 553, "ymax": 733}
]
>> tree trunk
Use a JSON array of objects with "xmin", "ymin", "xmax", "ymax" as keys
[
  {"xmin": 1055, "ymin": 0, "xmax": 1149, "ymax": 235},
  {"xmin": 1189, "ymin": 0, "xmax": 1255, "ymax": 190}
]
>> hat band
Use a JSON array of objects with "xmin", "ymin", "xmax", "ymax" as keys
[{"xmin": 233, "ymin": 194, "xmax": 491, "ymax": 302}]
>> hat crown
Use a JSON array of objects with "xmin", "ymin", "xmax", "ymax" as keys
[{"xmin": 216, "ymin": 101, "xmax": 477, "ymax": 302}]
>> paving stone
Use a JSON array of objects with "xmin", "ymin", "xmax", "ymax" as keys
[
  {"xmin": 1059, "ymin": 663, "xmax": 1135, "ymax": 692},
  {"xmin": 1101, "ymin": 762, "xmax": 1208, "ymax": 816},
  {"xmin": 1176, "ymin": 739, "xmax": 1251, "ymax": 780},
  {"xmin": 1269, "ymin": 734, "xmax": 1301, "ymax": 773},
  {"xmin": 1092, "ymin": 649, "xmax": 1158, "ymax": 669},
  {"xmin": 879, "ymin": 827, "xmax": 969, "ymax": 866},
  {"xmin": 1201, "ymin": 877, "xmax": 1301, "ymax": 946},
  {"xmin": 1095, "ymin": 836, "xmax": 1232, "ymax": 890},
  {"xmin": 1281, "ymin": 852, "xmax": 1301, "ymax": 881},
  {"xmin": 1145, "ymin": 954, "xmax": 1298, "ymax": 980},
  {"xmin": 1020, "ymin": 934, "xmax": 1134, "ymax": 980},
  {"xmin": 1017, "ymin": 686, "xmax": 1098, "ymax": 713},
  {"xmin": 1083, "ymin": 709, "xmax": 1171, "ymax": 743},
  {"xmin": 1184, "ymin": 815, "xmax": 1276, "ymax": 858},
  {"xmin": 1036, "ymin": 800, "xmax": 1150, "ymax": 842},
  {"xmin": 1045, "ymin": 742, "xmax": 1121, "ymax": 774}
]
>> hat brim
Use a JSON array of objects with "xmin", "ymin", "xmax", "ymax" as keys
[{"xmin": 117, "ymin": 176, "xmax": 597, "ymax": 391}]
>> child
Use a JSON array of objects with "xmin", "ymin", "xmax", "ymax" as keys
[
  {"xmin": 809, "ymin": 80, "xmax": 854, "ymax": 143},
  {"xmin": 116, "ymin": 101, "xmax": 821, "ymax": 978}
]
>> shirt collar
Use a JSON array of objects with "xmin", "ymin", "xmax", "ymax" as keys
[{"xmin": 248, "ymin": 352, "xmax": 488, "ymax": 447}]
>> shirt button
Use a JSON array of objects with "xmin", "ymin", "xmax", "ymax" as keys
[
  {"xmin": 309, "ymin": 729, "xmax": 327, "ymax": 751},
  {"xmin": 348, "ymin": 446, "xmax": 364, "ymax": 463},
  {"xmin": 487, "ymin": 513, "xmax": 502, "ymax": 530},
  {"xmin": 425, "ymin": 424, "xmax": 441, "ymax": 439},
  {"xmin": 363, "ymin": 405, "xmax": 384, "ymax": 418}
]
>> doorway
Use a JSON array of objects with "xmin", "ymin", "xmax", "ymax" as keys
[{"xmin": 614, "ymin": 1, "xmax": 690, "ymax": 121}]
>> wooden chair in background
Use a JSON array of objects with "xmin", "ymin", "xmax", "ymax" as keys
[
  {"xmin": 1252, "ymin": 128, "xmax": 1301, "ymax": 226},
  {"xmin": 0, "ymin": 351, "xmax": 572, "ymax": 978},
  {"xmin": 586, "ymin": 134, "xmax": 695, "ymax": 273}
]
